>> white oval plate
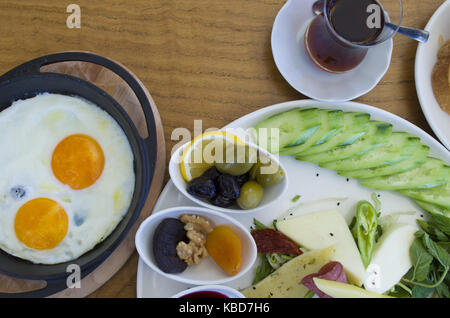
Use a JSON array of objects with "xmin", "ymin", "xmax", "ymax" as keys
[
  {"xmin": 415, "ymin": 0, "xmax": 450, "ymax": 150},
  {"xmin": 137, "ymin": 100, "xmax": 450, "ymax": 298},
  {"xmin": 271, "ymin": 0, "xmax": 393, "ymax": 102}
]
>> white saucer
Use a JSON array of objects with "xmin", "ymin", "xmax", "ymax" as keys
[
  {"xmin": 415, "ymin": 0, "xmax": 450, "ymax": 150},
  {"xmin": 271, "ymin": 0, "xmax": 393, "ymax": 102}
]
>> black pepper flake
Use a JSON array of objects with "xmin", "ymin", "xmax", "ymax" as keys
[
  {"xmin": 330, "ymin": 233, "xmax": 334, "ymax": 237},
  {"xmin": 346, "ymin": 178, "xmax": 350, "ymax": 182},
  {"xmin": 252, "ymin": 286, "xmax": 256, "ymax": 290},
  {"xmin": 337, "ymin": 202, "xmax": 340, "ymax": 206},
  {"xmin": 420, "ymin": 214, "xmax": 424, "ymax": 218},
  {"xmin": 316, "ymin": 173, "xmax": 320, "ymax": 177},
  {"xmin": 269, "ymin": 292, "xmax": 273, "ymax": 296},
  {"xmin": 377, "ymin": 194, "xmax": 381, "ymax": 198}
]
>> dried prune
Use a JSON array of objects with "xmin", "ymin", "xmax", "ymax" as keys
[
  {"xmin": 209, "ymin": 195, "xmax": 235, "ymax": 208},
  {"xmin": 153, "ymin": 218, "xmax": 188, "ymax": 274},
  {"xmin": 217, "ymin": 174, "xmax": 240, "ymax": 200},
  {"xmin": 187, "ymin": 176, "xmax": 216, "ymax": 199},
  {"xmin": 234, "ymin": 173, "xmax": 250, "ymax": 187},
  {"xmin": 202, "ymin": 167, "xmax": 221, "ymax": 180}
]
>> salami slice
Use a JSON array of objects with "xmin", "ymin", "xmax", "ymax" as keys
[
  {"xmin": 251, "ymin": 228, "xmax": 302, "ymax": 255},
  {"xmin": 301, "ymin": 261, "xmax": 348, "ymax": 298}
]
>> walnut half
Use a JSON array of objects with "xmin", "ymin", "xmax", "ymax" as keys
[{"xmin": 175, "ymin": 214, "xmax": 213, "ymax": 267}]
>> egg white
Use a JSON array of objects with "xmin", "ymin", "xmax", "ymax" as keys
[{"xmin": 0, "ymin": 93, "xmax": 135, "ymax": 264}]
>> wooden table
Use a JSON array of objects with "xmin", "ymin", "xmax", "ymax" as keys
[{"xmin": 0, "ymin": 0, "xmax": 445, "ymax": 297}]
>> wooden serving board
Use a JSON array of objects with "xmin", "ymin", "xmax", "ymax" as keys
[{"xmin": 0, "ymin": 53, "xmax": 166, "ymax": 297}]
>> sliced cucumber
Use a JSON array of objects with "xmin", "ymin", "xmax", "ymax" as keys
[
  {"xmin": 280, "ymin": 110, "xmax": 344, "ymax": 155},
  {"xmin": 299, "ymin": 112, "xmax": 371, "ymax": 156},
  {"xmin": 338, "ymin": 143, "xmax": 429, "ymax": 179},
  {"xmin": 360, "ymin": 158, "xmax": 449, "ymax": 190},
  {"xmin": 321, "ymin": 133, "xmax": 416, "ymax": 171},
  {"xmin": 399, "ymin": 183, "xmax": 450, "ymax": 209},
  {"xmin": 254, "ymin": 108, "xmax": 320, "ymax": 153},
  {"xmin": 298, "ymin": 122, "xmax": 393, "ymax": 164},
  {"xmin": 415, "ymin": 200, "xmax": 450, "ymax": 218}
]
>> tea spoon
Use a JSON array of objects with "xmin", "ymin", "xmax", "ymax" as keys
[{"xmin": 312, "ymin": 0, "xmax": 429, "ymax": 43}]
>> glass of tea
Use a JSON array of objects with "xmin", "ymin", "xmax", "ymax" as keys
[{"xmin": 305, "ymin": 0, "xmax": 403, "ymax": 73}]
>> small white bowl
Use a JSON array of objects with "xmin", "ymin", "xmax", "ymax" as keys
[
  {"xmin": 171, "ymin": 285, "xmax": 245, "ymax": 298},
  {"xmin": 169, "ymin": 141, "xmax": 288, "ymax": 214},
  {"xmin": 135, "ymin": 206, "xmax": 257, "ymax": 285},
  {"xmin": 271, "ymin": 0, "xmax": 393, "ymax": 102}
]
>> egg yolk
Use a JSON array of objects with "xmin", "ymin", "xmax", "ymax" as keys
[
  {"xmin": 15, "ymin": 198, "xmax": 68, "ymax": 250},
  {"xmin": 52, "ymin": 134, "xmax": 105, "ymax": 190}
]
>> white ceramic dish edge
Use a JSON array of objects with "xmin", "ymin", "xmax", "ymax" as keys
[
  {"xmin": 135, "ymin": 206, "xmax": 258, "ymax": 286},
  {"xmin": 415, "ymin": 0, "xmax": 450, "ymax": 150},
  {"xmin": 169, "ymin": 140, "xmax": 288, "ymax": 214}
]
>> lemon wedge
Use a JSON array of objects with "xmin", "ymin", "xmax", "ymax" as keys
[{"xmin": 180, "ymin": 131, "xmax": 246, "ymax": 182}]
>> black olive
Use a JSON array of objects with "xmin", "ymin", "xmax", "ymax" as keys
[
  {"xmin": 209, "ymin": 195, "xmax": 235, "ymax": 208},
  {"xmin": 217, "ymin": 174, "xmax": 240, "ymax": 200},
  {"xmin": 187, "ymin": 176, "xmax": 216, "ymax": 199},
  {"xmin": 234, "ymin": 172, "xmax": 250, "ymax": 187},
  {"xmin": 10, "ymin": 186, "xmax": 26, "ymax": 200},
  {"xmin": 202, "ymin": 167, "xmax": 221, "ymax": 180}
]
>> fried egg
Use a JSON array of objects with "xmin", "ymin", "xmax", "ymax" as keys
[{"xmin": 0, "ymin": 93, "xmax": 135, "ymax": 264}]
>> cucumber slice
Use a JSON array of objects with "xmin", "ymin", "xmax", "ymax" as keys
[
  {"xmin": 339, "ymin": 143, "xmax": 429, "ymax": 179},
  {"xmin": 321, "ymin": 133, "xmax": 417, "ymax": 171},
  {"xmin": 280, "ymin": 110, "xmax": 344, "ymax": 155},
  {"xmin": 254, "ymin": 108, "xmax": 320, "ymax": 153},
  {"xmin": 415, "ymin": 200, "xmax": 450, "ymax": 218},
  {"xmin": 399, "ymin": 183, "xmax": 450, "ymax": 209},
  {"xmin": 360, "ymin": 158, "xmax": 449, "ymax": 190},
  {"xmin": 298, "ymin": 122, "xmax": 393, "ymax": 164},
  {"xmin": 300, "ymin": 112, "xmax": 371, "ymax": 156}
]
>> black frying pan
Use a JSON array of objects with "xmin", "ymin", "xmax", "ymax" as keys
[{"xmin": 0, "ymin": 52, "xmax": 158, "ymax": 297}]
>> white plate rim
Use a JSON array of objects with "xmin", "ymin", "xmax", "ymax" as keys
[
  {"xmin": 415, "ymin": 0, "xmax": 450, "ymax": 150},
  {"xmin": 137, "ymin": 99, "xmax": 450, "ymax": 298}
]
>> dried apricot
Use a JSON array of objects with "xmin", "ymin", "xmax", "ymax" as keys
[{"xmin": 205, "ymin": 225, "xmax": 242, "ymax": 276}]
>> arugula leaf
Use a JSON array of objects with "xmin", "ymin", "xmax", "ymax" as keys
[
  {"xmin": 417, "ymin": 219, "xmax": 448, "ymax": 242},
  {"xmin": 436, "ymin": 281, "xmax": 450, "ymax": 298},
  {"xmin": 411, "ymin": 283, "xmax": 435, "ymax": 298},
  {"xmin": 387, "ymin": 283, "xmax": 412, "ymax": 298},
  {"xmin": 253, "ymin": 218, "xmax": 268, "ymax": 230},
  {"xmin": 431, "ymin": 213, "xmax": 450, "ymax": 237},
  {"xmin": 252, "ymin": 254, "xmax": 275, "ymax": 285},
  {"xmin": 438, "ymin": 241, "xmax": 450, "ymax": 253},
  {"xmin": 410, "ymin": 238, "xmax": 434, "ymax": 282},
  {"xmin": 421, "ymin": 233, "xmax": 450, "ymax": 268}
]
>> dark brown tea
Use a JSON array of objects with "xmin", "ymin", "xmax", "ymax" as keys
[
  {"xmin": 330, "ymin": 0, "xmax": 385, "ymax": 44},
  {"xmin": 305, "ymin": 0, "xmax": 385, "ymax": 73}
]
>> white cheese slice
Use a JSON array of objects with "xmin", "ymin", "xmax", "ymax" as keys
[
  {"xmin": 241, "ymin": 246, "xmax": 336, "ymax": 298},
  {"xmin": 364, "ymin": 223, "xmax": 417, "ymax": 294},
  {"xmin": 276, "ymin": 209, "xmax": 366, "ymax": 286}
]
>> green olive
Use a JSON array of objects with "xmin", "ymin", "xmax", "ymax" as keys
[
  {"xmin": 215, "ymin": 144, "xmax": 255, "ymax": 176},
  {"xmin": 256, "ymin": 166, "xmax": 285, "ymax": 186},
  {"xmin": 237, "ymin": 181, "xmax": 264, "ymax": 210},
  {"xmin": 250, "ymin": 158, "xmax": 285, "ymax": 186},
  {"xmin": 215, "ymin": 162, "xmax": 254, "ymax": 176}
]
